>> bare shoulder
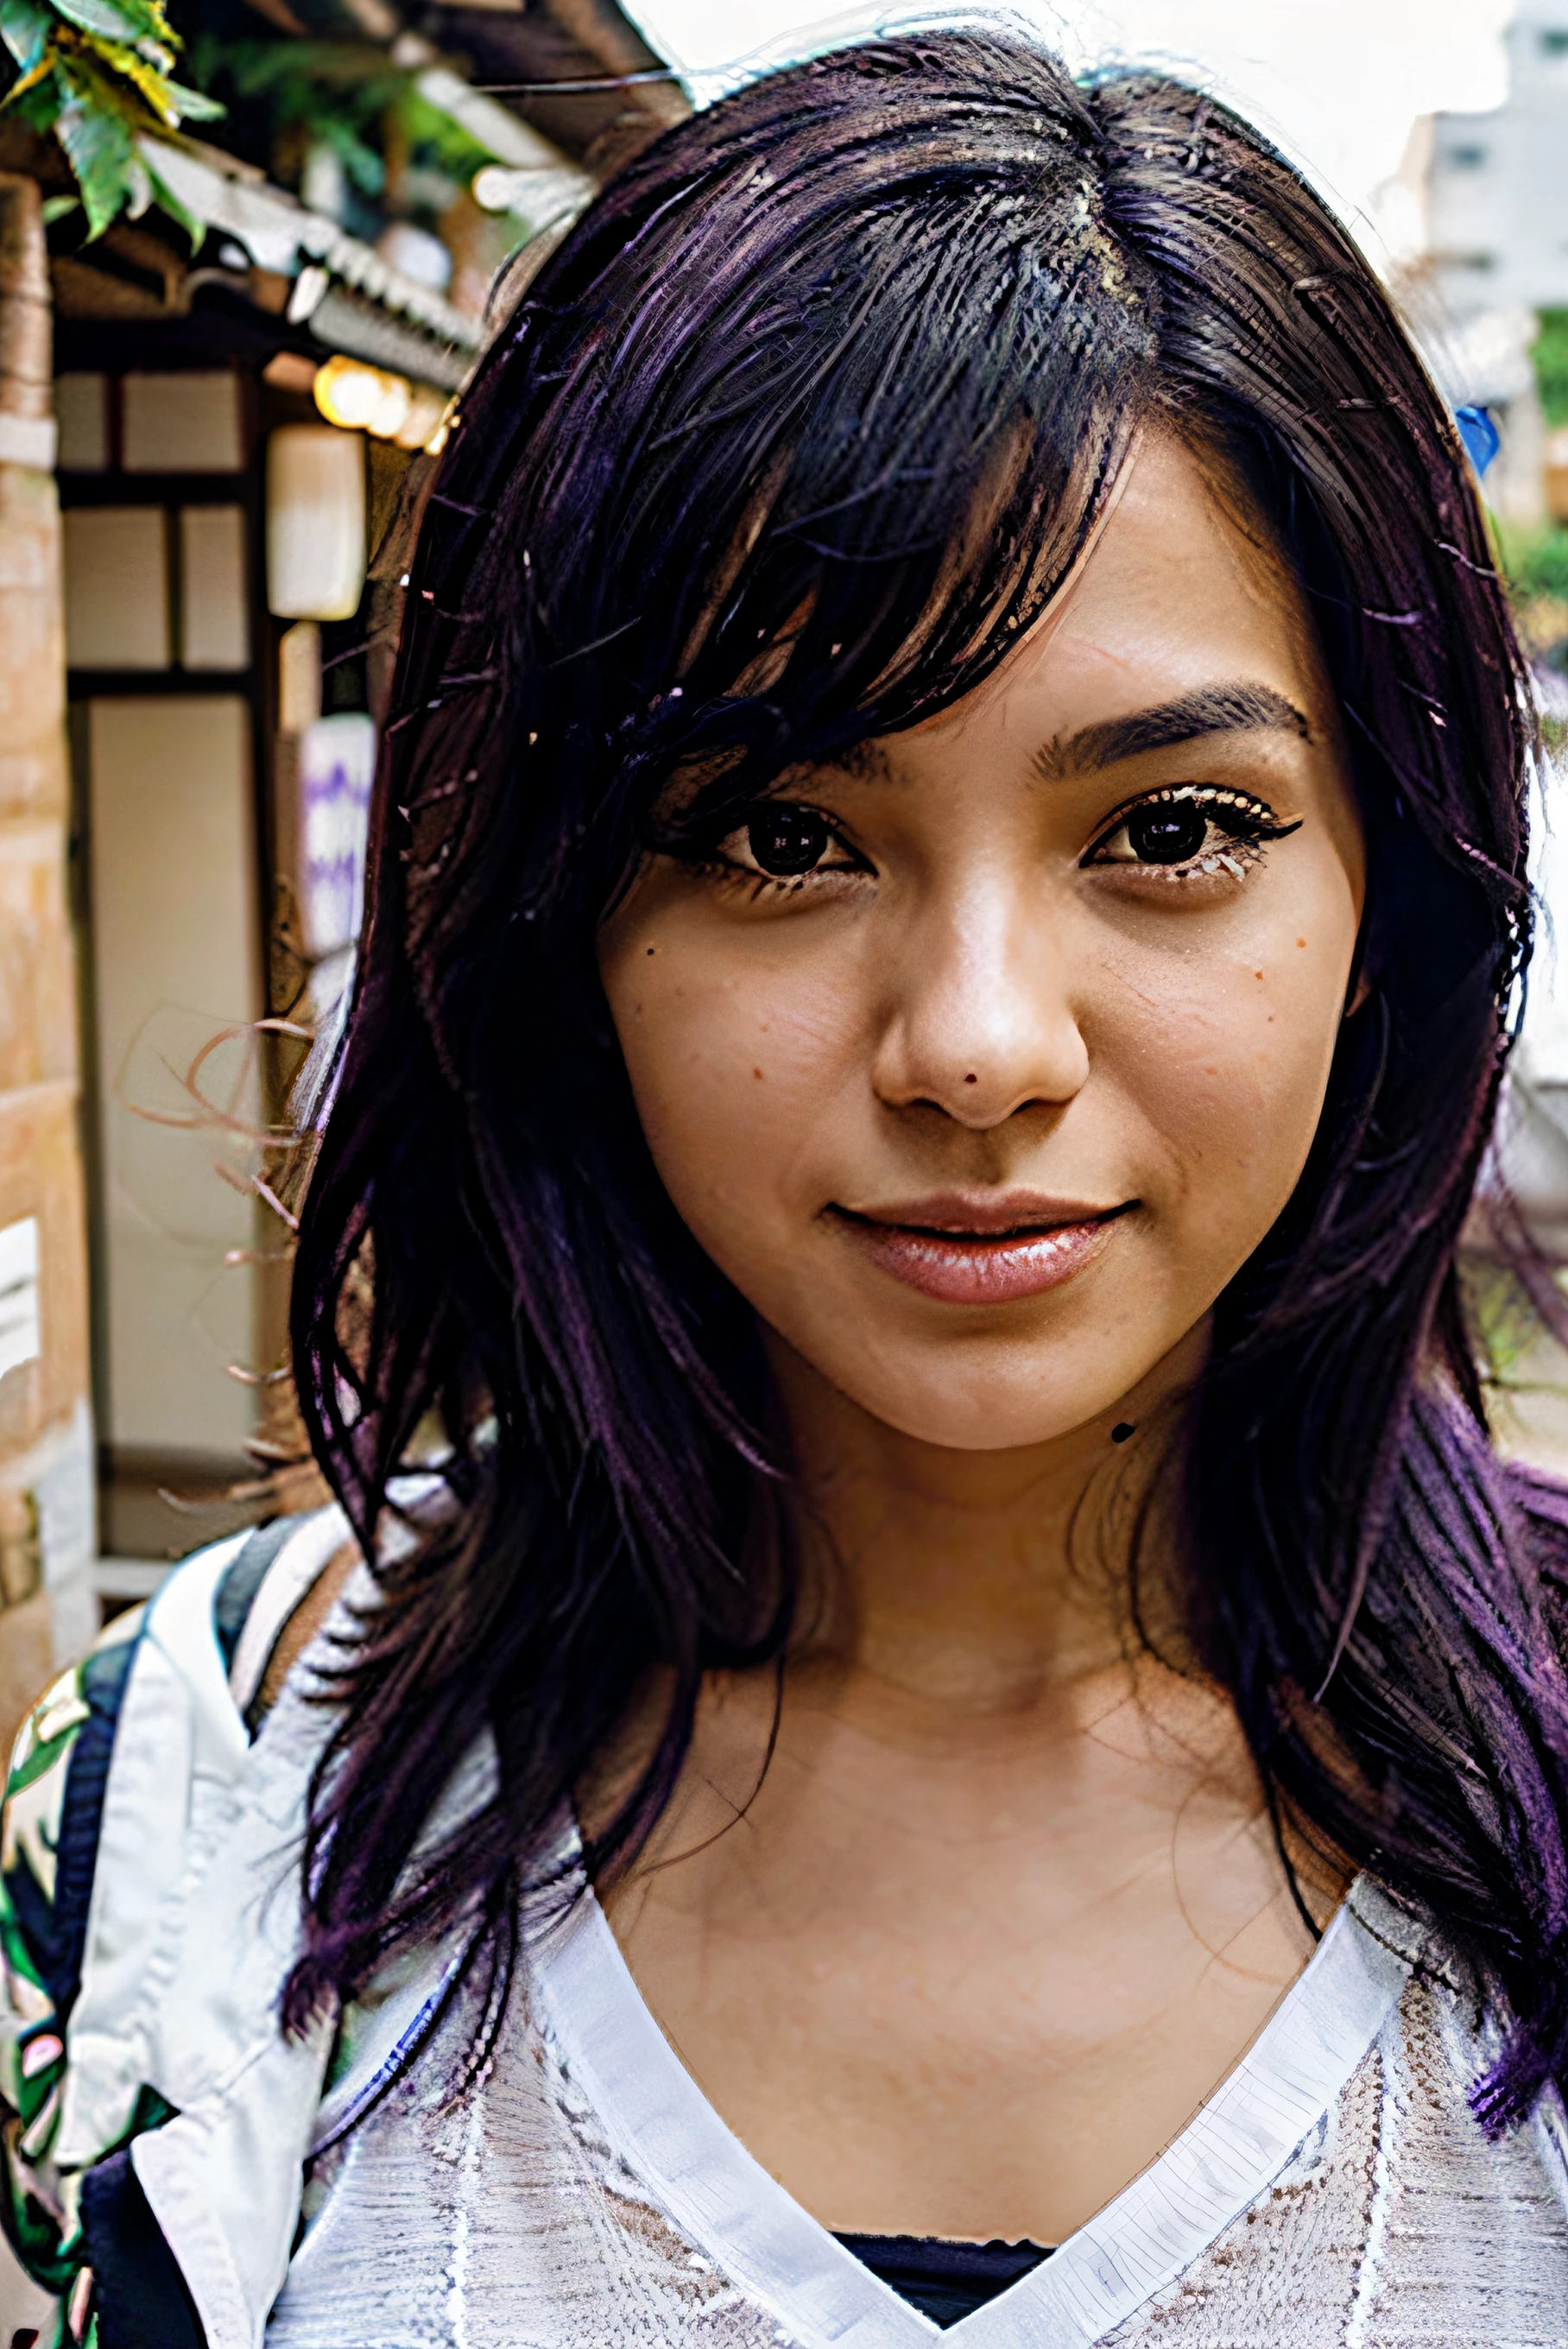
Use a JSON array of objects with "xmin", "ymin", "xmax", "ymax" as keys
[{"xmin": 255, "ymin": 1539, "xmax": 363, "ymax": 1719}]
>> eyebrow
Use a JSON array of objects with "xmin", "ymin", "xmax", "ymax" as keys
[{"xmin": 1033, "ymin": 683, "xmax": 1312, "ymax": 781}]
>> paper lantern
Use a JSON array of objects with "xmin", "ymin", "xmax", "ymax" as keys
[
  {"xmin": 299, "ymin": 711, "xmax": 376, "ymax": 959},
  {"xmin": 266, "ymin": 423, "xmax": 366, "ymax": 622}
]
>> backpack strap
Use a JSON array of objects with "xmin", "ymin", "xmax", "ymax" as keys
[
  {"xmin": 1, "ymin": 1594, "xmax": 161, "ymax": 2307},
  {"xmin": 81, "ymin": 2148, "xmax": 206, "ymax": 2349},
  {"xmin": 212, "ymin": 1518, "xmax": 301, "ymax": 1681},
  {"xmin": 219, "ymin": 1510, "xmax": 350, "ymax": 1732}
]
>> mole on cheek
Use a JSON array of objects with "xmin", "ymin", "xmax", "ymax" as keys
[{"xmin": 1296, "ymin": 937, "xmax": 1306, "ymax": 949}]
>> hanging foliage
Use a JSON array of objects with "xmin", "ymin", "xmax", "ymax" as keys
[
  {"xmin": 0, "ymin": 0, "xmax": 224, "ymax": 240},
  {"xmin": 188, "ymin": 38, "xmax": 496, "ymax": 225}
]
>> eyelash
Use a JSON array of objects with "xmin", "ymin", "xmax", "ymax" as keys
[
  {"xmin": 1081, "ymin": 785, "xmax": 1301, "ymax": 882},
  {"xmin": 692, "ymin": 804, "xmax": 868, "ymax": 898},
  {"xmin": 690, "ymin": 783, "xmax": 1300, "ymax": 897}
]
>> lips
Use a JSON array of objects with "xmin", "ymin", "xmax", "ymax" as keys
[{"xmin": 830, "ymin": 1193, "xmax": 1128, "ymax": 1306}]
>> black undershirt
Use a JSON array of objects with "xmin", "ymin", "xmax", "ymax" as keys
[{"xmin": 834, "ymin": 2234, "xmax": 1055, "ymax": 2327}]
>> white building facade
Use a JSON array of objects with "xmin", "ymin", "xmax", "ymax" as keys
[
  {"xmin": 1419, "ymin": 5, "xmax": 1568, "ymax": 525},
  {"xmin": 1431, "ymin": 6, "xmax": 1568, "ymax": 317}
]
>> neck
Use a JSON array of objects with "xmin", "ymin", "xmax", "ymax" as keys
[{"xmin": 767, "ymin": 1322, "xmax": 1209, "ymax": 1719}]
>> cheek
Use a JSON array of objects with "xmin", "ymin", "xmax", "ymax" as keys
[
  {"xmin": 1102, "ymin": 881, "xmax": 1354, "ymax": 1231},
  {"xmin": 603, "ymin": 935, "xmax": 863, "ymax": 1247}
]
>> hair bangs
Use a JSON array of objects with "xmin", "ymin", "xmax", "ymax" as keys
[{"xmin": 419, "ymin": 40, "xmax": 1163, "ymax": 938}]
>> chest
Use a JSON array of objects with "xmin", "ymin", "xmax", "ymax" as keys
[
  {"xmin": 600, "ymin": 1762, "xmax": 1316, "ymax": 2240},
  {"xmin": 268, "ymin": 1900, "xmax": 1568, "ymax": 2349}
]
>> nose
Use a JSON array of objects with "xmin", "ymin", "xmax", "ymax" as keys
[{"xmin": 870, "ymin": 866, "xmax": 1091, "ymax": 1128}]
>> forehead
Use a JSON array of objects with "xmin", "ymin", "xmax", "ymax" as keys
[{"xmin": 889, "ymin": 433, "xmax": 1328, "ymax": 767}]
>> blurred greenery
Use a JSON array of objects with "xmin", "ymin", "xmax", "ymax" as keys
[
  {"xmin": 1502, "ymin": 522, "xmax": 1568, "ymax": 605},
  {"xmin": 192, "ymin": 38, "xmax": 407, "ymax": 199},
  {"xmin": 188, "ymin": 35, "xmax": 494, "ymax": 225},
  {"xmin": 1495, "ymin": 315, "xmax": 1568, "ymax": 667},
  {"xmin": 1463, "ymin": 1256, "xmax": 1544, "ymax": 1385},
  {"xmin": 1535, "ymin": 308, "xmax": 1568, "ymax": 429}
]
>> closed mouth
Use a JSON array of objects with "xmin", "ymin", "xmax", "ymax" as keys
[{"xmin": 826, "ymin": 1199, "xmax": 1133, "ymax": 1305}]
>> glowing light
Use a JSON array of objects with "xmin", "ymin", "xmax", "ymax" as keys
[
  {"xmin": 421, "ymin": 401, "xmax": 456, "ymax": 456},
  {"xmin": 395, "ymin": 383, "xmax": 451, "ymax": 452},
  {"xmin": 313, "ymin": 355, "xmax": 412, "ymax": 441}
]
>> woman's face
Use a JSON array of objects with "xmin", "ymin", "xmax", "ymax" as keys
[{"xmin": 598, "ymin": 435, "xmax": 1365, "ymax": 1452}]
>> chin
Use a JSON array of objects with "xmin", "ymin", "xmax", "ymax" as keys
[{"xmin": 833, "ymin": 1358, "xmax": 1142, "ymax": 1453}]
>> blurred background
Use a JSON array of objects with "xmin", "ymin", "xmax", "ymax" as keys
[{"xmin": 3, "ymin": 5, "xmax": 1568, "ymax": 2315}]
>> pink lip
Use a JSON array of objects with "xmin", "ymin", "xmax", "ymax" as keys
[{"xmin": 831, "ymin": 1193, "xmax": 1127, "ymax": 1305}]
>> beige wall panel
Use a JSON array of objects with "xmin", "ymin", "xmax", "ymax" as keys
[
  {"xmin": 122, "ymin": 371, "xmax": 243, "ymax": 473},
  {"xmin": 88, "ymin": 695, "xmax": 260, "ymax": 1456},
  {"xmin": 63, "ymin": 506, "xmax": 169, "ymax": 670},
  {"xmin": 179, "ymin": 504, "xmax": 250, "ymax": 671},
  {"xmin": 54, "ymin": 371, "xmax": 108, "ymax": 472}
]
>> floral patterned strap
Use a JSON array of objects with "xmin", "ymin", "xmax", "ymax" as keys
[
  {"xmin": 2, "ymin": 1607, "xmax": 149, "ymax": 2325},
  {"xmin": 0, "ymin": 1516, "xmax": 318, "ymax": 2340}
]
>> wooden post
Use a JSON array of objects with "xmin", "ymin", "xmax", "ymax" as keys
[{"xmin": 0, "ymin": 171, "xmax": 95, "ymax": 1764}]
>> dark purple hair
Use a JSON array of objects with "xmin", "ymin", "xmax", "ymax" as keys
[{"xmin": 287, "ymin": 29, "xmax": 1568, "ymax": 2126}]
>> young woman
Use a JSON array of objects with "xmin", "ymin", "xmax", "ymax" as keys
[{"xmin": 6, "ymin": 28, "xmax": 1568, "ymax": 2347}]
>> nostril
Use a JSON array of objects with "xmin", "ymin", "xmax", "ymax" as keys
[{"xmin": 964, "ymin": 1073, "xmax": 977, "ymax": 1086}]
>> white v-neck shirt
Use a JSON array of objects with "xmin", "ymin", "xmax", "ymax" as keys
[
  {"xmin": 265, "ymin": 1867, "xmax": 1568, "ymax": 2348},
  {"xmin": 58, "ymin": 1511, "xmax": 1565, "ymax": 2348}
]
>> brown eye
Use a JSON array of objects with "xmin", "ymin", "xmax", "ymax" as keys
[
  {"xmin": 1085, "ymin": 786, "xmax": 1298, "ymax": 881},
  {"xmin": 747, "ymin": 807, "xmax": 831, "ymax": 876},
  {"xmin": 1126, "ymin": 801, "xmax": 1209, "ymax": 864}
]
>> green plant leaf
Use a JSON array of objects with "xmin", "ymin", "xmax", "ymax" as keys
[
  {"xmin": 140, "ymin": 142, "xmax": 205, "ymax": 247},
  {"xmin": 54, "ymin": 84, "xmax": 136, "ymax": 237},
  {"xmin": 395, "ymin": 85, "xmax": 491, "ymax": 180},
  {"xmin": 49, "ymin": 0, "xmax": 143, "ymax": 44},
  {"xmin": 5, "ymin": 64, "xmax": 61, "ymax": 125},
  {"xmin": 96, "ymin": 40, "xmax": 219, "ymax": 126},
  {"xmin": 39, "ymin": 191, "xmax": 79, "ymax": 219},
  {"xmin": 0, "ymin": 0, "xmax": 52, "ymax": 74},
  {"xmin": 56, "ymin": 43, "xmax": 143, "ymax": 116},
  {"xmin": 160, "ymin": 73, "xmax": 223, "ymax": 118},
  {"xmin": 114, "ymin": 0, "xmax": 175, "ymax": 45},
  {"xmin": 318, "ymin": 110, "xmax": 383, "ymax": 197}
]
